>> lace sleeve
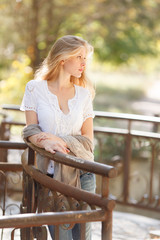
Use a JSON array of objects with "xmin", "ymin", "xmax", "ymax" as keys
[
  {"xmin": 20, "ymin": 80, "xmax": 37, "ymax": 112},
  {"xmin": 83, "ymin": 90, "xmax": 95, "ymax": 122}
]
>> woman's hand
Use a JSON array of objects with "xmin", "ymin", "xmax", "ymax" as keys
[
  {"xmin": 36, "ymin": 132, "xmax": 67, "ymax": 146},
  {"xmin": 36, "ymin": 132, "xmax": 56, "ymax": 142},
  {"xmin": 42, "ymin": 139, "xmax": 70, "ymax": 154},
  {"xmin": 28, "ymin": 132, "xmax": 69, "ymax": 154},
  {"xmin": 25, "ymin": 111, "xmax": 69, "ymax": 154},
  {"xmin": 35, "ymin": 132, "xmax": 69, "ymax": 154}
]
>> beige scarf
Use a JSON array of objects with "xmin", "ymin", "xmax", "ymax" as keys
[{"xmin": 22, "ymin": 124, "xmax": 94, "ymax": 188}]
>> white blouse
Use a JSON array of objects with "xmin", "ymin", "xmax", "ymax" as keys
[
  {"xmin": 21, "ymin": 79, "xmax": 94, "ymax": 135},
  {"xmin": 20, "ymin": 79, "xmax": 94, "ymax": 173}
]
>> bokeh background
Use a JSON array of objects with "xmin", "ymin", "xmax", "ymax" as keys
[
  {"xmin": 1, "ymin": 2, "xmax": 160, "ymax": 232},
  {"xmin": 0, "ymin": 0, "xmax": 160, "ymax": 116}
]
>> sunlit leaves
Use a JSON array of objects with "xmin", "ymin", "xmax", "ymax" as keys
[
  {"xmin": 0, "ymin": 55, "xmax": 33, "ymax": 104},
  {"xmin": 1, "ymin": 0, "xmax": 160, "ymax": 105}
]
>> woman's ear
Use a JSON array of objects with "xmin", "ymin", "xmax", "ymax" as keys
[{"xmin": 61, "ymin": 60, "xmax": 65, "ymax": 65}]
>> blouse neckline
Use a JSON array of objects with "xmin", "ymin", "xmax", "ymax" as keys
[{"xmin": 44, "ymin": 80, "xmax": 78, "ymax": 116}]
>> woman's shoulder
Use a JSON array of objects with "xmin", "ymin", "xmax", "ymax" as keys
[
  {"xmin": 26, "ymin": 79, "xmax": 44, "ymax": 92},
  {"xmin": 75, "ymin": 85, "xmax": 91, "ymax": 98},
  {"xmin": 76, "ymin": 85, "xmax": 92, "ymax": 100}
]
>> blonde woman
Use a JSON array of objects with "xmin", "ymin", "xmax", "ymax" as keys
[{"xmin": 21, "ymin": 35, "xmax": 96, "ymax": 240}]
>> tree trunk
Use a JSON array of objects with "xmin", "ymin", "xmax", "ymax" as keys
[{"xmin": 27, "ymin": 0, "xmax": 40, "ymax": 70}]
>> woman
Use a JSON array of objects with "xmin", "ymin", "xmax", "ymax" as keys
[{"xmin": 21, "ymin": 35, "xmax": 95, "ymax": 240}]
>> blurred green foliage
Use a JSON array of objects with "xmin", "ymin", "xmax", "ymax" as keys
[
  {"xmin": 0, "ymin": 0, "xmax": 160, "ymax": 104},
  {"xmin": 0, "ymin": 54, "xmax": 33, "ymax": 104},
  {"xmin": 94, "ymin": 134, "xmax": 125, "ymax": 163},
  {"xmin": 94, "ymin": 84, "xmax": 145, "ymax": 113}
]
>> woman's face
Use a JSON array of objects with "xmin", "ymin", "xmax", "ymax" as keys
[{"xmin": 63, "ymin": 47, "xmax": 87, "ymax": 78}]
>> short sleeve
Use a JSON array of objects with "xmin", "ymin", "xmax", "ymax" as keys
[
  {"xmin": 83, "ymin": 90, "xmax": 95, "ymax": 122},
  {"xmin": 20, "ymin": 80, "xmax": 37, "ymax": 112}
]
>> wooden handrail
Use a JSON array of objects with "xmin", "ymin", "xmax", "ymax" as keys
[
  {"xmin": 94, "ymin": 110, "xmax": 160, "ymax": 123},
  {"xmin": 0, "ymin": 141, "xmax": 27, "ymax": 149},
  {"xmin": 0, "ymin": 210, "xmax": 106, "ymax": 229},
  {"xmin": 0, "ymin": 140, "xmax": 116, "ymax": 239},
  {"xmin": 26, "ymin": 142, "xmax": 117, "ymax": 178},
  {"xmin": 22, "ymin": 158, "xmax": 115, "ymax": 210},
  {"xmin": 2, "ymin": 104, "xmax": 160, "ymax": 124},
  {"xmin": 94, "ymin": 126, "xmax": 160, "ymax": 139},
  {"xmin": 0, "ymin": 162, "xmax": 23, "ymax": 171}
]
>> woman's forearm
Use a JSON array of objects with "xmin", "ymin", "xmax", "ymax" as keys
[
  {"xmin": 28, "ymin": 134, "xmax": 46, "ymax": 148},
  {"xmin": 27, "ymin": 133, "xmax": 69, "ymax": 154}
]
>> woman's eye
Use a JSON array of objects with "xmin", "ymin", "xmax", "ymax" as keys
[{"xmin": 77, "ymin": 56, "xmax": 81, "ymax": 59}]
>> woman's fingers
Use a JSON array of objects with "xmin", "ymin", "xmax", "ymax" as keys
[
  {"xmin": 36, "ymin": 133, "xmax": 68, "ymax": 152},
  {"xmin": 55, "ymin": 143, "xmax": 69, "ymax": 154},
  {"xmin": 45, "ymin": 147, "xmax": 56, "ymax": 154},
  {"xmin": 44, "ymin": 141, "xmax": 70, "ymax": 154},
  {"xmin": 45, "ymin": 147, "xmax": 55, "ymax": 154}
]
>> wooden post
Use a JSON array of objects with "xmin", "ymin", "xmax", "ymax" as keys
[
  {"xmin": 101, "ymin": 176, "xmax": 112, "ymax": 240},
  {"xmin": 25, "ymin": 147, "xmax": 35, "ymax": 239},
  {"xmin": 123, "ymin": 121, "xmax": 132, "ymax": 203}
]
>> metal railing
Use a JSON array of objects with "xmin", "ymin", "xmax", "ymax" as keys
[
  {"xmin": 0, "ymin": 140, "xmax": 117, "ymax": 240},
  {"xmin": 1, "ymin": 105, "xmax": 160, "ymax": 212},
  {"xmin": 94, "ymin": 111, "xmax": 160, "ymax": 212},
  {"xmin": 0, "ymin": 106, "xmax": 25, "ymax": 162},
  {"xmin": 0, "ymin": 142, "xmax": 27, "ymax": 240}
]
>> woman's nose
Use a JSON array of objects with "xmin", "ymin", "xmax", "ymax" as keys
[{"xmin": 81, "ymin": 60, "xmax": 86, "ymax": 67}]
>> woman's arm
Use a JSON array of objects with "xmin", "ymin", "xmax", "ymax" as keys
[
  {"xmin": 25, "ymin": 110, "xmax": 42, "ymax": 146},
  {"xmin": 81, "ymin": 117, "xmax": 93, "ymax": 141},
  {"xmin": 25, "ymin": 111, "xmax": 69, "ymax": 154}
]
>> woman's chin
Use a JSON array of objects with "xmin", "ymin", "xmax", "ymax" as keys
[
  {"xmin": 72, "ymin": 73, "xmax": 82, "ymax": 78},
  {"xmin": 77, "ymin": 72, "xmax": 83, "ymax": 78}
]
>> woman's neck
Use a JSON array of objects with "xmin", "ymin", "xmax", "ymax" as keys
[{"xmin": 49, "ymin": 68, "xmax": 73, "ymax": 90}]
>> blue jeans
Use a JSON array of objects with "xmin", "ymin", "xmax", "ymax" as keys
[{"xmin": 49, "ymin": 172, "xmax": 96, "ymax": 240}]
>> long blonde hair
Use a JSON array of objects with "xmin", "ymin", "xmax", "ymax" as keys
[{"xmin": 35, "ymin": 35, "xmax": 95, "ymax": 97}]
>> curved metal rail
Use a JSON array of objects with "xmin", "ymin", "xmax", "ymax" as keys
[
  {"xmin": 20, "ymin": 142, "xmax": 117, "ymax": 240},
  {"xmin": 26, "ymin": 142, "xmax": 117, "ymax": 178},
  {"xmin": 22, "ymin": 154, "xmax": 115, "ymax": 211}
]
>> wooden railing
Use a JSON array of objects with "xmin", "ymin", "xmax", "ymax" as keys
[
  {"xmin": 1, "ymin": 104, "xmax": 160, "ymax": 212},
  {"xmin": 0, "ymin": 105, "xmax": 25, "ymax": 162},
  {"xmin": 94, "ymin": 111, "xmax": 160, "ymax": 212},
  {"xmin": 0, "ymin": 141, "xmax": 117, "ymax": 240}
]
